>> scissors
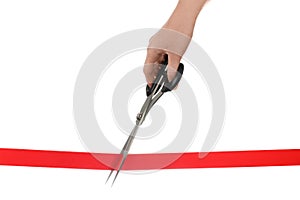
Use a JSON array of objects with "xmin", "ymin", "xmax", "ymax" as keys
[{"xmin": 106, "ymin": 55, "xmax": 184, "ymax": 186}]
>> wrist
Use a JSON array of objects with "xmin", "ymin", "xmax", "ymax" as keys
[
  {"xmin": 163, "ymin": 15, "xmax": 196, "ymax": 38},
  {"xmin": 163, "ymin": 0, "xmax": 206, "ymax": 37}
]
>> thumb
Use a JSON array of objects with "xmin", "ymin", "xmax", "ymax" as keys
[{"xmin": 166, "ymin": 53, "xmax": 181, "ymax": 82}]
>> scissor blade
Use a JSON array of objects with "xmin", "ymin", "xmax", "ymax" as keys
[
  {"xmin": 105, "ymin": 125, "xmax": 139, "ymax": 186},
  {"xmin": 111, "ymin": 152, "xmax": 128, "ymax": 186},
  {"xmin": 105, "ymin": 169, "xmax": 114, "ymax": 184},
  {"xmin": 105, "ymin": 153, "xmax": 123, "ymax": 184}
]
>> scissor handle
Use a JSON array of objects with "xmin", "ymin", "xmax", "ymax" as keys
[{"xmin": 146, "ymin": 55, "xmax": 184, "ymax": 96}]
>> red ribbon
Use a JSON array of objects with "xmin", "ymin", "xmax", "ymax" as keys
[{"xmin": 0, "ymin": 148, "xmax": 300, "ymax": 170}]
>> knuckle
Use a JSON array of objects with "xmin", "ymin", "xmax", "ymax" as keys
[{"xmin": 143, "ymin": 66, "xmax": 151, "ymax": 75}]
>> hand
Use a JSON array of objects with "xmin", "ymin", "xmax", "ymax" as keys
[
  {"xmin": 143, "ymin": 0, "xmax": 208, "ymax": 87},
  {"xmin": 143, "ymin": 29, "xmax": 190, "ymax": 87}
]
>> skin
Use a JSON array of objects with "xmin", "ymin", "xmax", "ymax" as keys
[{"xmin": 144, "ymin": 0, "xmax": 208, "ymax": 87}]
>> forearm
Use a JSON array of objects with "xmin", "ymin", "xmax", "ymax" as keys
[{"xmin": 163, "ymin": 0, "xmax": 208, "ymax": 36}]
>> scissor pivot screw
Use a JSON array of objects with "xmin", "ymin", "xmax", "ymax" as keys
[{"xmin": 136, "ymin": 113, "xmax": 142, "ymax": 120}]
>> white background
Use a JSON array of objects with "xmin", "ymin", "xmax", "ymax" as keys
[{"xmin": 0, "ymin": 0, "xmax": 300, "ymax": 199}]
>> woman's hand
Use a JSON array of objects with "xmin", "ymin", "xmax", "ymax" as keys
[{"xmin": 144, "ymin": 0, "xmax": 208, "ymax": 87}]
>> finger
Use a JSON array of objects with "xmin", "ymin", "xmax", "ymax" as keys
[
  {"xmin": 166, "ymin": 53, "xmax": 181, "ymax": 82},
  {"xmin": 144, "ymin": 49, "xmax": 164, "ymax": 86},
  {"xmin": 143, "ymin": 63, "xmax": 154, "ymax": 87},
  {"xmin": 153, "ymin": 55, "xmax": 165, "ymax": 75},
  {"xmin": 144, "ymin": 50, "xmax": 157, "ymax": 86}
]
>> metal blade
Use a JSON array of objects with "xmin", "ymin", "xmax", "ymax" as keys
[
  {"xmin": 111, "ymin": 152, "xmax": 128, "ymax": 186},
  {"xmin": 105, "ymin": 169, "xmax": 114, "ymax": 184},
  {"xmin": 105, "ymin": 125, "xmax": 139, "ymax": 186}
]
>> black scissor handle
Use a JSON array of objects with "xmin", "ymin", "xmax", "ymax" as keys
[
  {"xmin": 146, "ymin": 55, "xmax": 184, "ymax": 96},
  {"xmin": 162, "ymin": 62, "xmax": 184, "ymax": 93}
]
